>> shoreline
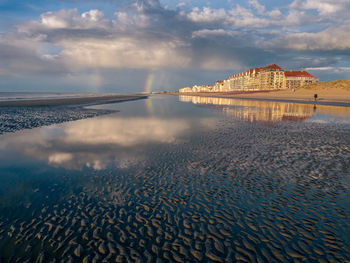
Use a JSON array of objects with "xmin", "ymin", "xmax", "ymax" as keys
[
  {"xmin": 170, "ymin": 88, "xmax": 350, "ymax": 107},
  {"xmin": 0, "ymin": 94, "xmax": 148, "ymax": 107}
]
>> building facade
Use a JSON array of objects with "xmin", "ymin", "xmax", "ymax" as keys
[
  {"xmin": 285, "ymin": 71, "xmax": 317, "ymax": 90},
  {"xmin": 179, "ymin": 64, "xmax": 317, "ymax": 93}
]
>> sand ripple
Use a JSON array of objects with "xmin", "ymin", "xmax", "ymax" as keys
[{"xmin": 0, "ymin": 119, "xmax": 349, "ymax": 262}]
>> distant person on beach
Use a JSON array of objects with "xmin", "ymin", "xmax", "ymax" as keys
[{"xmin": 314, "ymin": 93, "xmax": 318, "ymax": 101}]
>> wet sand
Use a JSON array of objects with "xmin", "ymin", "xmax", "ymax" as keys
[
  {"xmin": 0, "ymin": 95, "xmax": 349, "ymax": 262},
  {"xmin": 0, "ymin": 107, "xmax": 116, "ymax": 135},
  {"xmin": 0, "ymin": 94, "xmax": 148, "ymax": 135},
  {"xmin": 0, "ymin": 117, "xmax": 349, "ymax": 262},
  {"xmin": 0, "ymin": 94, "xmax": 148, "ymax": 107}
]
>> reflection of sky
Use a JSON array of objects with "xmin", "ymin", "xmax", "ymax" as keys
[
  {"xmin": 307, "ymin": 113, "xmax": 350, "ymax": 125},
  {"xmin": 0, "ymin": 94, "xmax": 349, "ymax": 216},
  {"xmin": 1, "ymin": 95, "xmax": 350, "ymax": 172},
  {"xmin": 62, "ymin": 117, "xmax": 192, "ymax": 146},
  {"xmin": 0, "ymin": 95, "xmax": 219, "ymax": 171},
  {"xmin": 90, "ymin": 95, "xmax": 220, "ymax": 118},
  {"xmin": 0, "ymin": 112, "xmax": 216, "ymax": 170}
]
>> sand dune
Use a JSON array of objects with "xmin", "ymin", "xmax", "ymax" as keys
[
  {"xmin": 237, "ymin": 87, "xmax": 350, "ymax": 105},
  {"xmin": 302, "ymin": 80, "xmax": 350, "ymax": 90}
]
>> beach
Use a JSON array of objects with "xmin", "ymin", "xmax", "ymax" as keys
[
  {"xmin": 0, "ymin": 94, "xmax": 148, "ymax": 107},
  {"xmin": 0, "ymin": 94, "xmax": 148, "ymax": 135},
  {"xmin": 0, "ymin": 95, "xmax": 349, "ymax": 262},
  {"xmin": 173, "ymin": 80, "xmax": 350, "ymax": 107},
  {"xmin": 1, "ymin": 0, "xmax": 349, "ymax": 260}
]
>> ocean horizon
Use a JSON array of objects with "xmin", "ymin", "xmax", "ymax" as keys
[{"xmin": 0, "ymin": 92, "xmax": 126, "ymax": 102}]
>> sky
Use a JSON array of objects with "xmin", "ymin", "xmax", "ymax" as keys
[{"xmin": 0, "ymin": 0, "xmax": 350, "ymax": 93}]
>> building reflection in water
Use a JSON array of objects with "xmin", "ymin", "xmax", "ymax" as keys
[{"xmin": 179, "ymin": 95, "xmax": 350, "ymax": 123}]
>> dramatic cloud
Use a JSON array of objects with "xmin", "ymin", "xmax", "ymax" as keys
[
  {"xmin": 0, "ymin": 0, "xmax": 349, "ymax": 90},
  {"xmin": 290, "ymin": 0, "xmax": 350, "ymax": 16},
  {"xmin": 19, "ymin": 9, "xmax": 110, "ymax": 31},
  {"xmin": 279, "ymin": 25, "xmax": 350, "ymax": 51},
  {"xmin": 12, "ymin": 6, "xmax": 194, "ymax": 70},
  {"xmin": 0, "ymin": 33, "xmax": 66, "ymax": 76},
  {"xmin": 187, "ymin": 7, "xmax": 226, "ymax": 23}
]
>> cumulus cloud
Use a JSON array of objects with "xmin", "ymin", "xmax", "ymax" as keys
[
  {"xmin": 18, "ymin": 9, "xmax": 110, "ymax": 33},
  {"xmin": 2, "ymin": 6, "xmax": 191, "ymax": 72},
  {"xmin": 187, "ymin": 7, "xmax": 226, "ymax": 23},
  {"xmin": 0, "ymin": 33, "xmax": 66, "ymax": 76},
  {"xmin": 3, "ymin": 2, "xmax": 253, "ymax": 71},
  {"xmin": 290, "ymin": 0, "xmax": 350, "ymax": 16},
  {"xmin": 273, "ymin": 24, "xmax": 350, "ymax": 50},
  {"xmin": 60, "ymin": 37, "xmax": 191, "ymax": 69},
  {"xmin": 185, "ymin": 2, "xmax": 316, "ymax": 29},
  {"xmin": 192, "ymin": 29, "xmax": 240, "ymax": 38},
  {"xmin": 0, "ymin": 0, "xmax": 349, "ymax": 83}
]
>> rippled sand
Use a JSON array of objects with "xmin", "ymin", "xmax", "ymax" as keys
[
  {"xmin": 0, "ymin": 119, "xmax": 349, "ymax": 262},
  {"xmin": 0, "ymin": 95, "xmax": 147, "ymax": 135},
  {"xmin": 0, "ymin": 106, "xmax": 115, "ymax": 135}
]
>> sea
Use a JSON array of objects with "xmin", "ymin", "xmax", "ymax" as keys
[
  {"xmin": 0, "ymin": 92, "xmax": 121, "ymax": 101},
  {"xmin": 0, "ymin": 94, "xmax": 349, "ymax": 262}
]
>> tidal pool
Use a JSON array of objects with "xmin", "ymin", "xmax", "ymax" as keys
[{"xmin": 0, "ymin": 95, "xmax": 349, "ymax": 262}]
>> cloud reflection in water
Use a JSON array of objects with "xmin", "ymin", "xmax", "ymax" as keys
[{"xmin": 0, "ymin": 116, "xmax": 216, "ymax": 170}]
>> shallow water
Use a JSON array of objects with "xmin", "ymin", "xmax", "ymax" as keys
[{"xmin": 0, "ymin": 95, "xmax": 349, "ymax": 262}]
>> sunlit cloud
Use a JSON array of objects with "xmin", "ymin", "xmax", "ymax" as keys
[
  {"xmin": 0, "ymin": 0, "xmax": 349, "ymax": 90},
  {"xmin": 273, "ymin": 25, "xmax": 350, "ymax": 51}
]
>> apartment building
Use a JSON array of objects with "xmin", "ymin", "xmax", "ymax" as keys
[
  {"xmin": 285, "ymin": 71, "xmax": 318, "ymax": 90},
  {"xmin": 179, "ymin": 64, "xmax": 317, "ymax": 93}
]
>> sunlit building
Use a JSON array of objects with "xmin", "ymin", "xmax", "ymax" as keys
[
  {"xmin": 179, "ymin": 64, "xmax": 317, "ymax": 93},
  {"xmin": 258, "ymin": 64, "xmax": 285, "ymax": 90},
  {"xmin": 285, "ymin": 71, "xmax": 318, "ymax": 90},
  {"xmin": 213, "ymin": 80, "xmax": 224, "ymax": 92},
  {"xmin": 178, "ymin": 87, "xmax": 193, "ymax": 93}
]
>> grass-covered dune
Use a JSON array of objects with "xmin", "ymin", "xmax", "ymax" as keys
[{"xmin": 302, "ymin": 80, "xmax": 350, "ymax": 90}]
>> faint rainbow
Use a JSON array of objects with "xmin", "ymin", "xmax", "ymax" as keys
[
  {"xmin": 91, "ymin": 69, "xmax": 103, "ymax": 93},
  {"xmin": 144, "ymin": 72, "xmax": 155, "ymax": 114}
]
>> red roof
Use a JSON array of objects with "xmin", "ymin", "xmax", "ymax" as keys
[
  {"xmin": 285, "ymin": 70, "xmax": 315, "ymax": 78},
  {"xmin": 246, "ymin": 64, "xmax": 282, "ymax": 75},
  {"xmin": 248, "ymin": 67, "xmax": 263, "ymax": 74},
  {"xmin": 225, "ymin": 65, "xmax": 315, "ymax": 82},
  {"xmin": 266, "ymin": 64, "xmax": 282, "ymax": 70}
]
